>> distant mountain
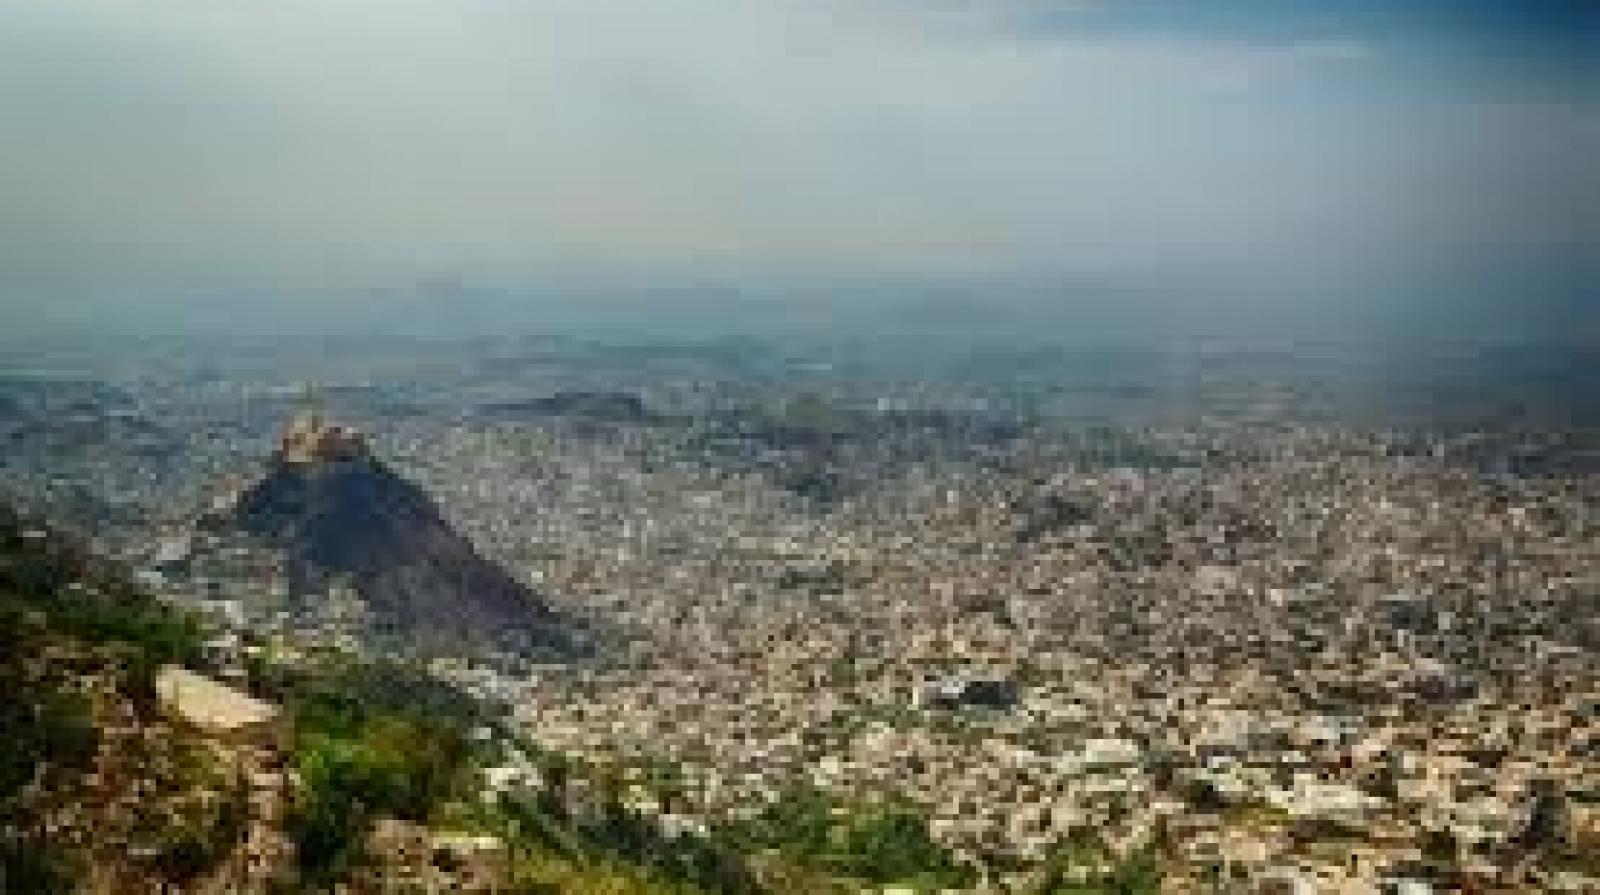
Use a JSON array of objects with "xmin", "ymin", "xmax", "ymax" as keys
[
  {"xmin": 232, "ymin": 413, "xmax": 571, "ymax": 657},
  {"xmin": 478, "ymin": 389, "xmax": 652, "ymax": 423}
]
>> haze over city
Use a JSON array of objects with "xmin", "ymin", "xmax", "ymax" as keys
[{"xmin": 2, "ymin": 0, "xmax": 1593, "ymax": 339}]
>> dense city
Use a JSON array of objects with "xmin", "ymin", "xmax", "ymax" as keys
[{"xmin": 2, "ymin": 336, "xmax": 1595, "ymax": 893}]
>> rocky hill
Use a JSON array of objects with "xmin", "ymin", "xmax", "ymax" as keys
[{"xmin": 231, "ymin": 412, "xmax": 572, "ymax": 657}]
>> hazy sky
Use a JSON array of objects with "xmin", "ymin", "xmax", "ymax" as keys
[{"xmin": 1, "ymin": 1, "xmax": 1593, "ymax": 335}]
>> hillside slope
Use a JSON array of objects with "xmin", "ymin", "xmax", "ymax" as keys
[{"xmin": 0, "ymin": 506, "xmax": 791, "ymax": 894}]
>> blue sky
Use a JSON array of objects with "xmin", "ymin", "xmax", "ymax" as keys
[{"xmin": 0, "ymin": 0, "xmax": 1592, "ymax": 335}]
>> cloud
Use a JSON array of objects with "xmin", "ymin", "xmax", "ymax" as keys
[{"xmin": 0, "ymin": 0, "xmax": 1587, "ymax": 311}]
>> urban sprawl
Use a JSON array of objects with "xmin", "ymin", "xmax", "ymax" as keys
[{"xmin": 3, "ymin": 340, "xmax": 1595, "ymax": 893}]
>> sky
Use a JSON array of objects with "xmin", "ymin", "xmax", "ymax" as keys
[{"xmin": 0, "ymin": 0, "xmax": 1594, "ymax": 337}]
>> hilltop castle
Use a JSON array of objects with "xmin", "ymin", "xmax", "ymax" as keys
[{"xmin": 274, "ymin": 410, "xmax": 369, "ymax": 464}]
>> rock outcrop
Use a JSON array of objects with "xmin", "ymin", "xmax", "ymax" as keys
[{"xmin": 233, "ymin": 412, "xmax": 569, "ymax": 657}]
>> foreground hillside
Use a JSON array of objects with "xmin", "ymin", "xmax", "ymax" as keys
[
  {"xmin": 0, "ymin": 505, "xmax": 975, "ymax": 894},
  {"xmin": 0, "ymin": 505, "xmax": 731, "ymax": 893}
]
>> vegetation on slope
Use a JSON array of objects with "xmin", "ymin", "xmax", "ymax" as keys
[{"xmin": 0, "ymin": 505, "xmax": 982, "ymax": 894}]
